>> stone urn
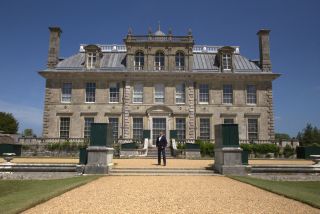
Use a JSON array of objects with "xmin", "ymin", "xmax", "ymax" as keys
[{"xmin": 2, "ymin": 153, "xmax": 16, "ymax": 164}]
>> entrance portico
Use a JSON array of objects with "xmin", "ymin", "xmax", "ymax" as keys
[{"xmin": 146, "ymin": 105, "xmax": 173, "ymax": 146}]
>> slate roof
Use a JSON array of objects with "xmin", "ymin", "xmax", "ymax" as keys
[{"xmin": 55, "ymin": 48, "xmax": 261, "ymax": 72}]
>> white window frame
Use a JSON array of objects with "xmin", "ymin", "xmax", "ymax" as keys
[
  {"xmin": 87, "ymin": 52, "xmax": 97, "ymax": 69},
  {"xmin": 175, "ymin": 83, "xmax": 185, "ymax": 104},
  {"xmin": 133, "ymin": 83, "xmax": 143, "ymax": 103},
  {"xmin": 84, "ymin": 117, "xmax": 94, "ymax": 139},
  {"xmin": 154, "ymin": 51, "xmax": 165, "ymax": 71},
  {"xmin": 199, "ymin": 118, "xmax": 210, "ymax": 140},
  {"xmin": 223, "ymin": 84, "xmax": 233, "ymax": 104},
  {"xmin": 134, "ymin": 51, "xmax": 144, "ymax": 70},
  {"xmin": 109, "ymin": 83, "xmax": 120, "ymax": 103},
  {"xmin": 175, "ymin": 52, "xmax": 185, "ymax": 70},
  {"xmin": 247, "ymin": 118, "xmax": 259, "ymax": 140},
  {"xmin": 109, "ymin": 117, "xmax": 119, "ymax": 140},
  {"xmin": 85, "ymin": 82, "xmax": 96, "ymax": 103},
  {"xmin": 222, "ymin": 53, "xmax": 232, "ymax": 71},
  {"xmin": 247, "ymin": 85, "xmax": 257, "ymax": 105},
  {"xmin": 199, "ymin": 84, "xmax": 209, "ymax": 104},
  {"xmin": 154, "ymin": 84, "xmax": 165, "ymax": 104},
  {"xmin": 176, "ymin": 118, "xmax": 186, "ymax": 140},
  {"xmin": 133, "ymin": 117, "xmax": 143, "ymax": 140},
  {"xmin": 61, "ymin": 83, "xmax": 72, "ymax": 103},
  {"xmin": 59, "ymin": 117, "xmax": 70, "ymax": 139}
]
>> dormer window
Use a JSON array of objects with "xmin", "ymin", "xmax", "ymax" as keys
[
  {"xmin": 175, "ymin": 51, "xmax": 185, "ymax": 70},
  {"xmin": 84, "ymin": 45, "xmax": 101, "ymax": 70},
  {"xmin": 154, "ymin": 51, "xmax": 165, "ymax": 70},
  {"xmin": 87, "ymin": 52, "xmax": 97, "ymax": 69},
  {"xmin": 134, "ymin": 51, "xmax": 144, "ymax": 70},
  {"xmin": 218, "ymin": 46, "xmax": 235, "ymax": 72},
  {"xmin": 222, "ymin": 53, "xmax": 232, "ymax": 70}
]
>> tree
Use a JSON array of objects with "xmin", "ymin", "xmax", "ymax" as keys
[
  {"xmin": 23, "ymin": 128, "xmax": 35, "ymax": 137},
  {"xmin": 0, "ymin": 112, "xmax": 19, "ymax": 134},
  {"xmin": 297, "ymin": 123, "xmax": 320, "ymax": 146},
  {"xmin": 275, "ymin": 133, "xmax": 290, "ymax": 141}
]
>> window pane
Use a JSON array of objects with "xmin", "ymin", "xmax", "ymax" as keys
[
  {"xmin": 154, "ymin": 84, "xmax": 165, "ymax": 103},
  {"xmin": 199, "ymin": 84, "xmax": 209, "ymax": 103},
  {"xmin": 60, "ymin": 117, "xmax": 70, "ymax": 139},
  {"xmin": 222, "ymin": 53, "xmax": 232, "ymax": 70},
  {"xmin": 87, "ymin": 52, "xmax": 97, "ymax": 69},
  {"xmin": 175, "ymin": 52, "xmax": 185, "ymax": 70},
  {"xmin": 62, "ymin": 83, "xmax": 72, "ymax": 103},
  {"xmin": 133, "ymin": 83, "xmax": 143, "ymax": 103},
  {"xmin": 109, "ymin": 83, "xmax": 120, "ymax": 103},
  {"xmin": 176, "ymin": 118, "xmax": 186, "ymax": 140},
  {"xmin": 247, "ymin": 85, "xmax": 257, "ymax": 104},
  {"xmin": 86, "ymin": 82, "xmax": 96, "ymax": 102},
  {"xmin": 109, "ymin": 118, "xmax": 119, "ymax": 140},
  {"xmin": 133, "ymin": 118, "xmax": 143, "ymax": 140},
  {"xmin": 223, "ymin": 84, "xmax": 233, "ymax": 104},
  {"xmin": 176, "ymin": 83, "xmax": 185, "ymax": 104},
  {"xmin": 134, "ymin": 52, "xmax": 144, "ymax": 70},
  {"xmin": 155, "ymin": 52, "xmax": 165, "ymax": 70},
  {"xmin": 84, "ymin": 117, "xmax": 94, "ymax": 138},
  {"xmin": 248, "ymin": 118, "xmax": 258, "ymax": 140},
  {"xmin": 199, "ymin": 118, "xmax": 210, "ymax": 140}
]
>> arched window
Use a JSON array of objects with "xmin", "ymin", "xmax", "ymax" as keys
[
  {"xmin": 134, "ymin": 51, "xmax": 144, "ymax": 70},
  {"xmin": 175, "ymin": 52, "xmax": 185, "ymax": 70},
  {"xmin": 154, "ymin": 51, "xmax": 165, "ymax": 70}
]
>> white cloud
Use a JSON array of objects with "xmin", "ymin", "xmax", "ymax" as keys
[{"xmin": 0, "ymin": 100, "xmax": 43, "ymax": 134}]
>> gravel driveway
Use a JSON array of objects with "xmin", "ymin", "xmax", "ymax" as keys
[{"xmin": 24, "ymin": 176, "xmax": 318, "ymax": 214}]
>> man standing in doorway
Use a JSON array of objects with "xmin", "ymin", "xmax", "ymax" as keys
[{"xmin": 156, "ymin": 131, "xmax": 167, "ymax": 166}]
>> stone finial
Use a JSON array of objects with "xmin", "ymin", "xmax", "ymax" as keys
[
  {"xmin": 148, "ymin": 27, "xmax": 152, "ymax": 35},
  {"xmin": 128, "ymin": 27, "xmax": 133, "ymax": 35},
  {"xmin": 168, "ymin": 27, "xmax": 173, "ymax": 36},
  {"xmin": 188, "ymin": 28, "xmax": 192, "ymax": 36}
]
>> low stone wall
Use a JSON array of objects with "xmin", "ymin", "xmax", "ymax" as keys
[{"xmin": 21, "ymin": 144, "xmax": 80, "ymax": 157}]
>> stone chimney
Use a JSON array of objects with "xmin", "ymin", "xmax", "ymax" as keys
[
  {"xmin": 47, "ymin": 27, "xmax": 62, "ymax": 68},
  {"xmin": 257, "ymin": 29, "xmax": 271, "ymax": 72}
]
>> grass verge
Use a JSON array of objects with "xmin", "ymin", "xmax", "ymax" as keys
[
  {"xmin": 0, "ymin": 175, "xmax": 101, "ymax": 214},
  {"xmin": 229, "ymin": 176, "xmax": 320, "ymax": 209}
]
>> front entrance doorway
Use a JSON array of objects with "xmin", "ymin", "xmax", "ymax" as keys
[{"xmin": 152, "ymin": 118, "xmax": 166, "ymax": 145}]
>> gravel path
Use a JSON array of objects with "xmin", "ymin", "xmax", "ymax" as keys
[{"xmin": 24, "ymin": 176, "xmax": 318, "ymax": 214}]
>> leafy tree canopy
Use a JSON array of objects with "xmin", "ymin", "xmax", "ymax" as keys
[
  {"xmin": 0, "ymin": 112, "xmax": 19, "ymax": 134},
  {"xmin": 297, "ymin": 123, "xmax": 320, "ymax": 146},
  {"xmin": 275, "ymin": 133, "xmax": 291, "ymax": 141}
]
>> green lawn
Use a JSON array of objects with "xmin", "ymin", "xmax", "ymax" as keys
[
  {"xmin": 230, "ymin": 176, "xmax": 320, "ymax": 209},
  {"xmin": 0, "ymin": 175, "xmax": 101, "ymax": 214}
]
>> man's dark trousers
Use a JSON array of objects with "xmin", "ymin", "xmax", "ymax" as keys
[{"xmin": 158, "ymin": 147, "xmax": 166, "ymax": 165}]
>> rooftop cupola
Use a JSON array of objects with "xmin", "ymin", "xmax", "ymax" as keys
[{"xmin": 154, "ymin": 22, "xmax": 166, "ymax": 36}]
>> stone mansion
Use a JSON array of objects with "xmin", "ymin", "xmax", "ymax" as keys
[{"xmin": 41, "ymin": 26, "xmax": 279, "ymax": 144}]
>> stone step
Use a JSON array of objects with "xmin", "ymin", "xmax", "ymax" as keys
[{"xmin": 110, "ymin": 168, "xmax": 217, "ymax": 176}]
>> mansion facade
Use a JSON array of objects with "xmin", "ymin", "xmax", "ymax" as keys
[{"xmin": 41, "ymin": 26, "xmax": 279, "ymax": 144}]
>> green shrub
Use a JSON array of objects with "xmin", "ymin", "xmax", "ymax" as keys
[
  {"xmin": 240, "ymin": 144, "xmax": 253, "ymax": 153},
  {"xmin": 177, "ymin": 143, "xmax": 186, "ymax": 150},
  {"xmin": 252, "ymin": 143, "xmax": 278, "ymax": 154},
  {"xmin": 195, "ymin": 140, "xmax": 214, "ymax": 157},
  {"xmin": 46, "ymin": 141, "xmax": 88, "ymax": 151},
  {"xmin": 283, "ymin": 145, "xmax": 295, "ymax": 158}
]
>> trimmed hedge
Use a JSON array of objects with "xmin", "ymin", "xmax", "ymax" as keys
[
  {"xmin": 240, "ymin": 143, "xmax": 279, "ymax": 155},
  {"xmin": 46, "ymin": 141, "xmax": 88, "ymax": 151}
]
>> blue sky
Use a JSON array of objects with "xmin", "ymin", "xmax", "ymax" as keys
[{"xmin": 0, "ymin": 0, "xmax": 319, "ymax": 137}]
